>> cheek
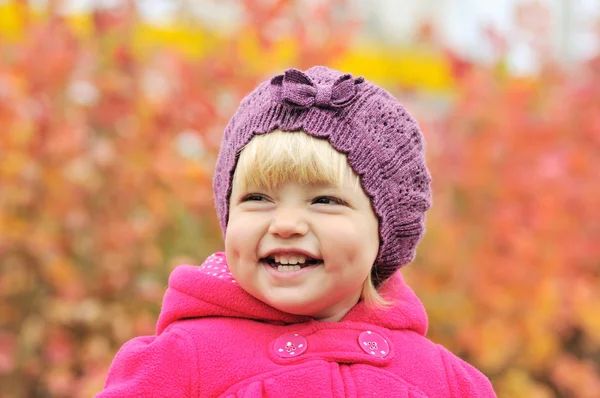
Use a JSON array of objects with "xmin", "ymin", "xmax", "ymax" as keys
[
  {"xmin": 323, "ymin": 224, "xmax": 378, "ymax": 266},
  {"xmin": 224, "ymin": 226, "xmax": 249, "ymax": 279},
  {"xmin": 225, "ymin": 216, "xmax": 263, "ymax": 258}
]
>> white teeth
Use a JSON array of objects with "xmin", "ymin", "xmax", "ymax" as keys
[
  {"xmin": 272, "ymin": 254, "xmax": 307, "ymax": 265},
  {"xmin": 277, "ymin": 265, "xmax": 301, "ymax": 272}
]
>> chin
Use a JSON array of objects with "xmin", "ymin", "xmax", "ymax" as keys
[{"xmin": 266, "ymin": 298, "xmax": 321, "ymax": 317}]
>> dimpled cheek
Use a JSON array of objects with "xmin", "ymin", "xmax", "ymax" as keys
[
  {"xmin": 323, "ymin": 236, "xmax": 360, "ymax": 269},
  {"xmin": 225, "ymin": 226, "xmax": 249, "ymax": 266},
  {"xmin": 327, "ymin": 230, "xmax": 377, "ymax": 275},
  {"xmin": 227, "ymin": 217, "xmax": 254, "ymax": 244}
]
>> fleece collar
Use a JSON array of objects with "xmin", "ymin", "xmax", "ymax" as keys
[{"xmin": 156, "ymin": 252, "xmax": 428, "ymax": 335}]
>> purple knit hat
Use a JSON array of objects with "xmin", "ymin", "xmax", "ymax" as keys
[{"xmin": 213, "ymin": 66, "xmax": 431, "ymax": 286}]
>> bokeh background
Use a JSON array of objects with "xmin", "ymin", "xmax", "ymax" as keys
[{"xmin": 1, "ymin": 0, "xmax": 599, "ymax": 397}]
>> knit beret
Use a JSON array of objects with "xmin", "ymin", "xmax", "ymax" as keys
[{"xmin": 213, "ymin": 66, "xmax": 432, "ymax": 286}]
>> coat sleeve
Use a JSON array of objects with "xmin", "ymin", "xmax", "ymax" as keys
[
  {"xmin": 438, "ymin": 345, "xmax": 497, "ymax": 398},
  {"xmin": 97, "ymin": 327, "xmax": 197, "ymax": 398}
]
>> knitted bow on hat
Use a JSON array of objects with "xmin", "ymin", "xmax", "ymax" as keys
[{"xmin": 270, "ymin": 68, "xmax": 364, "ymax": 109}]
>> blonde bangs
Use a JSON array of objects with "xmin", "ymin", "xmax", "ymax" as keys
[{"xmin": 234, "ymin": 130, "xmax": 358, "ymax": 191}]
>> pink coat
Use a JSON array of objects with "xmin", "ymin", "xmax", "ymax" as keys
[{"xmin": 98, "ymin": 252, "xmax": 496, "ymax": 397}]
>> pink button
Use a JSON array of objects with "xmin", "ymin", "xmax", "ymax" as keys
[
  {"xmin": 273, "ymin": 333, "xmax": 308, "ymax": 358},
  {"xmin": 358, "ymin": 330, "xmax": 389, "ymax": 358}
]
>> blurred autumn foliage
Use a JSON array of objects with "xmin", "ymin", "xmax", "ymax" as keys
[
  {"xmin": 0, "ymin": 1, "xmax": 598, "ymax": 397},
  {"xmin": 410, "ymin": 58, "xmax": 600, "ymax": 397}
]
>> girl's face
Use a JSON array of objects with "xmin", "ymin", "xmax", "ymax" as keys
[{"xmin": 226, "ymin": 170, "xmax": 380, "ymax": 322}]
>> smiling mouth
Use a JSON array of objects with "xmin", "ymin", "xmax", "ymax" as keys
[{"xmin": 260, "ymin": 256, "xmax": 323, "ymax": 272}]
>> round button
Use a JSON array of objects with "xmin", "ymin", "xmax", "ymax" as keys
[
  {"xmin": 358, "ymin": 330, "xmax": 389, "ymax": 358},
  {"xmin": 273, "ymin": 333, "xmax": 308, "ymax": 358}
]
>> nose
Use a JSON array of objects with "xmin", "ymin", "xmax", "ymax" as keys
[{"xmin": 268, "ymin": 208, "xmax": 309, "ymax": 238}]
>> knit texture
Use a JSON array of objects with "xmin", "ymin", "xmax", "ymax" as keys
[
  {"xmin": 213, "ymin": 66, "xmax": 432, "ymax": 285},
  {"xmin": 98, "ymin": 253, "xmax": 497, "ymax": 397}
]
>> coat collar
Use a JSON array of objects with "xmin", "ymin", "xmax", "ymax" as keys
[{"xmin": 157, "ymin": 252, "xmax": 427, "ymax": 336}]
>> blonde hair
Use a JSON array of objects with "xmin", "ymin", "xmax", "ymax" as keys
[{"xmin": 233, "ymin": 130, "xmax": 391, "ymax": 309}]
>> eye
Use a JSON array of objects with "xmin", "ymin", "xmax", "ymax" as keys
[
  {"xmin": 241, "ymin": 193, "xmax": 268, "ymax": 202},
  {"xmin": 313, "ymin": 196, "xmax": 347, "ymax": 205}
]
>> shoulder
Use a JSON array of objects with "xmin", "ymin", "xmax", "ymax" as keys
[
  {"xmin": 98, "ymin": 326, "xmax": 198, "ymax": 397},
  {"xmin": 381, "ymin": 331, "xmax": 496, "ymax": 397},
  {"xmin": 436, "ymin": 344, "xmax": 497, "ymax": 398}
]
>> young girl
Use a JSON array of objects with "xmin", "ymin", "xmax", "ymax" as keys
[{"xmin": 98, "ymin": 66, "xmax": 496, "ymax": 397}]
